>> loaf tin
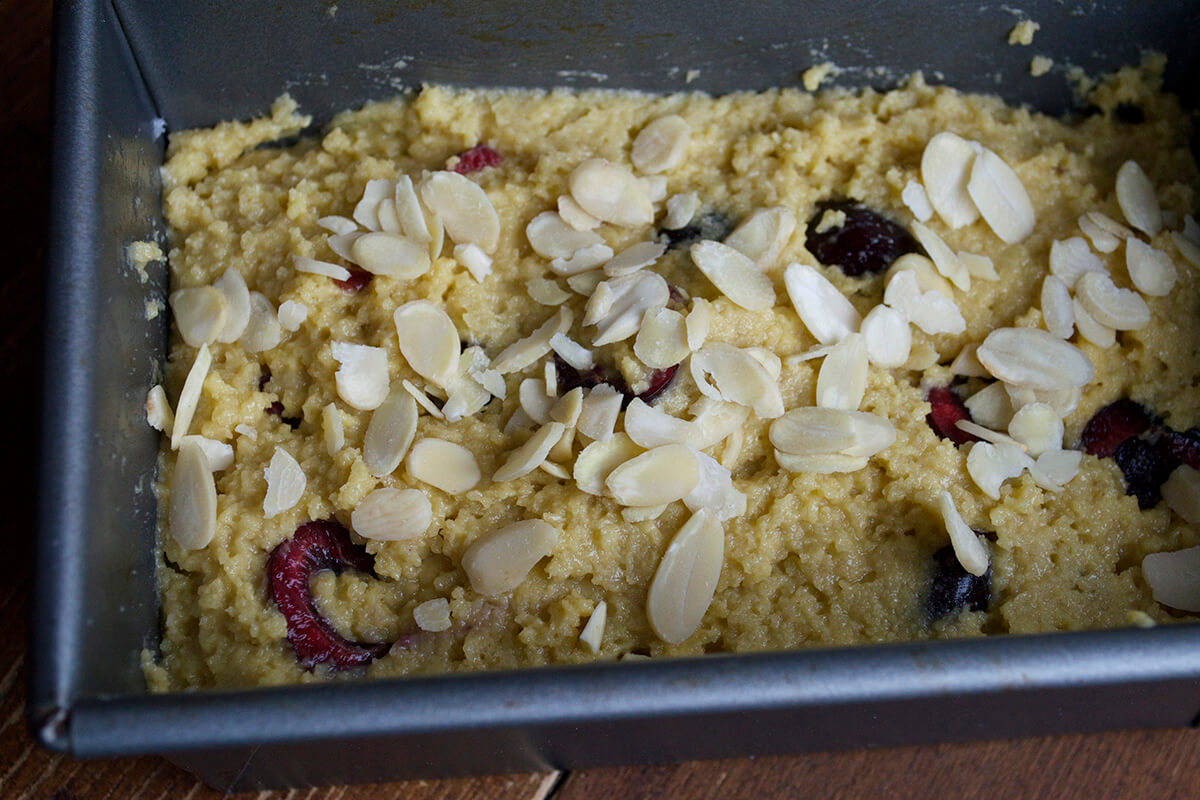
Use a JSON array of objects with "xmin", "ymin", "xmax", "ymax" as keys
[{"xmin": 32, "ymin": 0, "xmax": 1200, "ymax": 791}]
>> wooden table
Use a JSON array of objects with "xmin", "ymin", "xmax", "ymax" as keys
[{"xmin": 3, "ymin": 2, "xmax": 1198, "ymax": 798}]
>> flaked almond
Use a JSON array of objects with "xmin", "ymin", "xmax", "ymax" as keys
[
  {"xmin": 642, "ymin": 175, "xmax": 667, "ymax": 203},
  {"xmin": 462, "ymin": 519, "xmax": 560, "ymax": 597},
  {"xmin": 352, "ymin": 178, "xmax": 394, "ymax": 231},
  {"xmin": 178, "ymin": 435, "xmax": 233, "ymax": 471},
  {"xmin": 886, "ymin": 253, "xmax": 956, "ymax": 298},
  {"xmin": 294, "ymin": 255, "xmax": 352, "ymax": 282},
  {"xmin": 569, "ymin": 158, "xmax": 654, "ymax": 228},
  {"xmin": 646, "ymin": 509, "xmax": 723, "ymax": 644},
  {"xmin": 966, "ymin": 146, "xmax": 1035, "ymax": 243},
  {"xmin": 966, "ymin": 440, "xmax": 1032, "ymax": 500},
  {"xmin": 1004, "ymin": 383, "xmax": 1080, "ymax": 419},
  {"xmin": 413, "ymin": 598, "xmax": 451, "ymax": 632},
  {"xmin": 1071, "ymin": 298, "xmax": 1116, "ymax": 348},
  {"xmin": 394, "ymin": 176, "xmax": 431, "ymax": 243},
  {"xmin": 493, "ymin": 307, "xmax": 575, "ymax": 374},
  {"xmin": 493, "ymin": 422, "xmax": 566, "ymax": 482},
  {"xmin": 321, "ymin": 402, "xmax": 344, "ymax": 455},
  {"xmin": 263, "ymin": 447, "xmax": 306, "ymax": 518},
  {"xmin": 901, "ymin": 180, "xmax": 934, "ymax": 222},
  {"xmin": 958, "ymin": 251, "xmax": 998, "ymax": 281},
  {"xmin": 936, "ymin": 490, "xmax": 989, "ymax": 575},
  {"xmin": 903, "ymin": 342, "xmax": 939, "ymax": 371},
  {"xmin": 170, "ymin": 286, "xmax": 228, "ymax": 348},
  {"xmin": 964, "ymin": 383, "xmax": 1015, "ymax": 430},
  {"xmin": 539, "ymin": 460, "xmax": 571, "ymax": 480},
  {"xmin": 976, "ymin": 327, "xmax": 1093, "ymax": 391},
  {"xmin": 330, "ymin": 341, "xmax": 389, "ymax": 410},
  {"xmin": 568, "ymin": 269, "xmax": 605, "ymax": 297},
  {"xmin": 549, "ymin": 387, "xmax": 585, "ymax": 428},
  {"xmin": 394, "ymin": 300, "xmax": 460, "ymax": 389},
  {"xmin": 663, "ymin": 192, "xmax": 699, "ymax": 230},
  {"xmin": 1115, "ymin": 160, "xmax": 1162, "ymax": 236},
  {"xmin": 586, "ymin": 271, "xmax": 669, "ymax": 346},
  {"xmin": 723, "ymin": 207, "xmax": 796, "ymax": 270},
  {"xmin": 685, "ymin": 299, "xmax": 711, "ymax": 351},
  {"xmin": 783, "ymin": 262, "xmax": 861, "ymax": 344},
  {"xmin": 519, "ymin": 378, "xmax": 554, "ymax": 424},
  {"xmin": 363, "ymin": 391, "xmax": 418, "ymax": 477},
  {"xmin": 815, "ymin": 332, "xmax": 868, "ymax": 411},
  {"xmin": 624, "ymin": 398, "xmax": 699, "ymax": 449},
  {"xmin": 576, "ymin": 384, "xmax": 623, "ymax": 442},
  {"xmin": 574, "ymin": 432, "xmax": 641, "ymax": 495},
  {"xmin": 550, "ymin": 243, "xmax": 614, "ymax": 276},
  {"xmin": 774, "ymin": 450, "xmax": 868, "ymax": 474},
  {"xmin": 605, "ymin": 444, "xmax": 700, "ymax": 506},
  {"xmin": 631, "ymin": 115, "xmax": 691, "ymax": 174},
  {"xmin": 444, "ymin": 352, "xmax": 495, "ymax": 422},
  {"xmin": 146, "ymin": 384, "xmax": 174, "ymax": 434},
  {"xmin": 921, "ymin": 132, "xmax": 980, "ymax": 229},
  {"xmin": 957, "ymin": 421, "xmax": 1025, "ymax": 450},
  {"xmin": 1040, "ymin": 275, "xmax": 1075, "ymax": 339},
  {"xmin": 419, "ymin": 171, "xmax": 500, "ymax": 253},
  {"xmin": 682, "ymin": 449, "xmax": 746, "ymax": 522},
  {"xmin": 1141, "ymin": 546, "xmax": 1200, "ymax": 612},
  {"xmin": 604, "ymin": 241, "xmax": 665, "ymax": 276},
  {"xmin": 213, "ymin": 269, "xmax": 251, "ymax": 342},
  {"xmin": 860, "ymin": 305, "xmax": 910, "ymax": 368},
  {"xmin": 406, "ymin": 438, "xmax": 481, "ymax": 493},
  {"xmin": 277, "ymin": 300, "xmax": 307, "ymax": 332},
  {"xmin": 326, "ymin": 231, "xmax": 362, "ymax": 263},
  {"xmin": 1078, "ymin": 211, "xmax": 1127, "ymax": 253},
  {"xmin": 909, "ymin": 221, "xmax": 970, "ymax": 291},
  {"xmin": 1028, "ymin": 448, "xmax": 1082, "ymax": 491},
  {"xmin": 169, "ymin": 440, "xmax": 217, "ymax": 550},
  {"xmin": 1162, "ymin": 466, "xmax": 1200, "ymax": 524},
  {"xmin": 1172, "ymin": 231, "xmax": 1200, "ymax": 268},
  {"xmin": 690, "ymin": 342, "xmax": 784, "ymax": 419},
  {"xmin": 720, "ymin": 427, "xmax": 745, "ymax": 468},
  {"xmin": 527, "ymin": 277, "xmax": 573, "ymax": 306},
  {"xmin": 171, "ymin": 344, "xmax": 212, "ymax": 450},
  {"xmin": 239, "ymin": 292, "xmax": 282, "ymax": 353},
  {"xmin": 1126, "ymin": 239, "xmax": 1176, "ymax": 296},
  {"xmin": 557, "ymin": 194, "xmax": 601, "ymax": 231},
  {"xmin": 769, "ymin": 407, "xmax": 856, "ymax": 455},
  {"xmin": 352, "ymin": 232, "xmax": 431, "ymax": 278},
  {"xmin": 690, "ymin": 398, "xmax": 751, "ymax": 450},
  {"xmin": 351, "ymin": 487, "xmax": 431, "ymax": 541},
  {"xmin": 745, "ymin": 347, "xmax": 782, "ymax": 381},
  {"xmin": 234, "ymin": 424, "xmax": 257, "ymax": 442},
  {"xmin": 544, "ymin": 362, "xmax": 557, "ymax": 396},
  {"xmin": 1049, "ymin": 237, "xmax": 1105, "ymax": 289},
  {"xmin": 1007, "ymin": 402, "xmax": 1063, "ymax": 455},
  {"xmin": 549, "ymin": 332, "xmax": 594, "ymax": 370},
  {"xmin": 549, "ymin": 422, "xmax": 576, "ymax": 464},
  {"xmin": 635, "ymin": 306, "xmax": 690, "ymax": 369},
  {"xmin": 402, "ymin": 379, "xmax": 445, "ymax": 419},
  {"xmin": 689, "ymin": 240, "xmax": 775, "ymax": 311},
  {"xmin": 883, "ymin": 270, "xmax": 966, "ymax": 335},
  {"xmin": 579, "ymin": 600, "xmax": 608, "ymax": 652},
  {"xmin": 950, "ymin": 343, "xmax": 989, "ymax": 378},
  {"xmin": 422, "ymin": 199, "xmax": 445, "ymax": 260},
  {"xmin": 1075, "ymin": 272, "xmax": 1150, "ymax": 330},
  {"xmin": 317, "ymin": 215, "xmax": 357, "ymax": 235}
]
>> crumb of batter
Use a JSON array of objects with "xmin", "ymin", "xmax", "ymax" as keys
[
  {"xmin": 1030, "ymin": 56, "xmax": 1054, "ymax": 77},
  {"xmin": 802, "ymin": 62, "xmax": 837, "ymax": 92},
  {"xmin": 1008, "ymin": 20, "xmax": 1040, "ymax": 46}
]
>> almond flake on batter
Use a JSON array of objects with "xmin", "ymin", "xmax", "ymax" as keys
[
  {"xmin": 579, "ymin": 600, "xmax": 608, "ymax": 652},
  {"xmin": 444, "ymin": 350, "xmax": 496, "ymax": 423},
  {"xmin": 1115, "ymin": 160, "xmax": 1163, "ymax": 236},
  {"xmin": 1172, "ymin": 231, "xmax": 1200, "ymax": 268},
  {"xmin": 901, "ymin": 180, "xmax": 934, "ymax": 222},
  {"xmin": 394, "ymin": 176, "xmax": 431, "ymax": 244},
  {"xmin": 722, "ymin": 207, "xmax": 797, "ymax": 270},
  {"xmin": 557, "ymin": 194, "xmax": 602, "ymax": 231},
  {"xmin": 402, "ymin": 379, "xmax": 445, "ymax": 419},
  {"xmin": 550, "ymin": 387, "xmax": 585, "ymax": 430},
  {"xmin": 1040, "ymin": 275, "xmax": 1075, "ymax": 339},
  {"xmin": 903, "ymin": 342, "xmax": 940, "ymax": 371},
  {"xmin": 493, "ymin": 308, "xmax": 575, "ymax": 374},
  {"xmin": 689, "ymin": 240, "xmax": 776, "ymax": 311},
  {"xmin": 406, "ymin": 438, "xmax": 481, "ymax": 494},
  {"xmin": 909, "ymin": 221, "xmax": 970, "ymax": 291},
  {"xmin": 330, "ymin": 341, "xmax": 388, "ymax": 411},
  {"xmin": 170, "ymin": 439, "xmax": 217, "ymax": 550},
  {"xmin": 376, "ymin": 198, "xmax": 402, "ymax": 233},
  {"xmin": 1048, "ymin": 237, "xmax": 1106, "ymax": 289},
  {"xmin": 1028, "ymin": 448, "xmax": 1082, "ymax": 492},
  {"xmin": 689, "ymin": 397, "xmax": 751, "ymax": 450},
  {"xmin": 646, "ymin": 509, "xmax": 724, "ymax": 645},
  {"xmin": 1008, "ymin": 401, "xmax": 1063, "ymax": 456},
  {"xmin": 419, "ymin": 170, "xmax": 501, "ymax": 253},
  {"xmin": 539, "ymin": 460, "xmax": 572, "ymax": 480},
  {"xmin": 663, "ymin": 192, "xmax": 699, "ymax": 230},
  {"xmin": 685, "ymin": 299, "xmax": 712, "ymax": 351},
  {"xmin": 885, "ymin": 253, "xmax": 956, "ymax": 298},
  {"xmin": 774, "ymin": 450, "xmax": 868, "ymax": 474},
  {"xmin": 1162, "ymin": 465, "xmax": 1200, "ymax": 523},
  {"xmin": 690, "ymin": 342, "xmax": 784, "ymax": 419},
  {"xmin": 213, "ymin": 269, "xmax": 251, "ymax": 342},
  {"xmin": 604, "ymin": 241, "xmax": 666, "ymax": 276},
  {"xmin": 146, "ymin": 384, "xmax": 174, "ymax": 434},
  {"xmin": 317, "ymin": 215, "xmax": 358, "ymax": 235},
  {"xmin": 567, "ymin": 270, "xmax": 605, "ymax": 296},
  {"xmin": 1126, "ymin": 238, "xmax": 1177, "ymax": 296},
  {"xmin": 293, "ymin": 255, "xmax": 352, "ymax": 282},
  {"xmin": 785, "ymin": 345, "xmax": 835, "ymax": 366},
  {"xmin": 815, "ymin": 332, "xmax": 868, "ymax": 411},
  {"xmin": 950, "ymin": 343, "xmax": 989, "ymax": 377},
  {"xmin": 352, "ymin": 178, "xmax": 394, "ymax": 231},
  {"xmin": 526, "ymin": 277, "xmax": 573, "ymax": 307},
  {"xmin": 326, "ymin": 231, "xmax": 363, "ymax": 262},
  {"xmin": 1078, "ymin": 211, "xmax": 1127, "ymax": 253},
  {"xmin": 576, "ymin": 384, "xmax": 622, "ymax": 442},
  {"xmin": 234, "ymin": 424, "xmax": 256, "ymax": 440},
  {"xmin": 1070, "ymin": 297, "xmax": 1117, "ymax": 347},
  {"xmin": 682, "ymin": 448, "xmax": 747, "ymax": 521},
  {"xmin": 720, "ymin": 427, "xmax": 745, "ymax": 468},
  {"xmin": 860, "ymin": 304, "xmax": 911, "ymax": 368},
  {"xmin": 745, "ymin": 348, "xmax": 782, "ymax": 381},
  {"xmin": 493, "ymin": 422, "xmax": 566, "ymax": 482},
  {"xmin": 413, "ymin": 598, "xmax": 452, "ymax": 633},
  {"xmin": 543, "ymin": 361, "xmax": 557, "ymax": 396},
  {"xmin": 549, "ymin": 244, "xmax": 612, "ymax": 277},
  {"xmin": 956, "ymin": 420, "xmax": 1026, "ymax": 450},
  {"xmin": 422, "ymin": 201, "xmax": 444, "ymax": 260},
  {"xmin": 519, "ymin": 378, "xmax": 554, "ymax": 424},
  {"xmin": 964, "ymin": 382, "xmax": 1015, "ymax": 430},
  {"xmin": 631, "ymin": 115, "xmax": 691, "ymax": 174},
  {"xmin": 574, "ymin": 432, "xmax": 641, "ymax": 494},
  {"xmin": 1003, "ymin": 383, "xmax": 1080, "ymax": 419},
  {"xmin": 462, "ymin": 519, "xmax": 560, "ymax": 597},
  {"xmin": 1075, "ymin": 272, "xmax": 1150, "ymax": 330},
  {"xmin": 263, "ymin": 447, "xmax": 306, "ymax": 518},
  {"xmin": 393, "ymin": 300, "xmax": 461, "ymax": 389},
  {"xmin": 569, "ymin": 158, "xmax": 654, "ymax": 228},
  {"xmin": 966, "ymin": 146, "xmax": 1036, "ymax": 243},
  {"xmin": 1142, "ymin": 546, "xmax": 1200, "ymax": 613},
  {"xmin": 783, "ymin": 262, "xmax": 862, "ymax": 344},
  {"xmin": 624, "ymin": 398, "xmax": 699, "ymax": 449},
  {"xmin": 958, "ymin": 251, "xmax": 999, "ymax": 281},
  {"xmin": 277, "ymin": 300, "xmax": 308, "ymax": 332},
  {"xmin": 936, "ymin": 490, "xmax": 989, "ymax": 575},
  {"xmin": 169, "ymin": 286, "xmax": 229, "ymax": 348},
  {"xmin": 605, "ymin": 444, "xmax": 701, "ymax": 506},
  {"xmin": 171, "ymin": 343, "xmax": 212, "ymax": 450},
  {"xmin": 321, "ymin": 402, "xmax": 344, "ymax": 455},
  {"xmin": 921, "ymin": 132, "xmax": 980, "ymax": 229},
  {"xmin": 351, "ymin": 487, "xmax": 432, "ymax": 542},
  {"xmin": 363, "ymin": 390, "xmax": 418, "ymax": 477},
  {"xmin": 883, "ymin": 270, "xmax": 966, "ymax": 335},
  {"xmin": 641, "ymin": 175, "xmax": 668, "ymax": 203},
  {"xmin": 177, "ymin": 434, "xmax": 233, "ymax": 472},
  {"xmin": 586, "ymin": 272, "xmax": 669, "ymax": 346},
  {"xmin": 976, "ymin": 327, "xmax": 1094, "ymax": 391},
  {"xmin": 546, "ymin": 333, "xmax": 592, "ymax": 371},
  {"xmin": 768, "ymin": 407, "xmax": 858, "ymax": 455},
  {"xmin": 454, "ymin": 243, "xmax": 493, "ymax": 282},
  {"xmin": 635, "ymin": 306, "xmax": 690, "ymax": 369}
]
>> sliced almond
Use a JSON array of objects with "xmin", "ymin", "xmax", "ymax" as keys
[
  {"xmin": 624, "ymin": 398, "xmax": 699, "ymax": 449},
  {"xmin": 321, "ymin": 402, "xmax": 344, "ymax": 455},
  {"xmin": 494, "ymin": 422, "xmax": 566, "ymax": 482},
  {"xmin": 419, "ymin": 171, "xmax": 500, "ymax": 253},
  {"xmin": 1115, "ymin": 160, "xmax": 1162, "ymax": 236},
  {"xmin": 976, "ymin": 327, "xmax": 1093, "ymax": 391},
  {"xmin": 402, "ymin": 379, "xmax": 445, "ymax": 419},
  {"xmin": 178, "ymin": 435, "xmax": 233, "ymax": 471},
  {"xmin": 393, "ymin": 175, "xmax": 431, "ymax": 243},
  {"xmin": 783, "ymin": 262, "xmax": 862, "ymax": 344},
  {"xmin": 689, "ymin": 398, "xmax": 751, "ymax": 450},
  {"xmin": 1078, "ymin": 211, "xmax": 1127, "ymax": 253},
  {"xmin": 886, "ymin": 253, "xmax": 956, "ymax": 298},
  {"xmin": 422, "ymin": 200, "xmax": 445, "ymax": 260},
  {"xmin": 330, "ymin": 341, "xmax": 389, "ymax": 410},
  {"xmin": 233, "ymin": 422, "xmax": 258, "ymax": 442},
  {"xmin": 1070, "ymin": 297, "xmax": 1116, "ymax": 347},
  {"xmin": 605, "ymin": 444, "xmax": 700, "ymax": 506},
  {"xmin": 277, "ymin": 300, "xmax": 308, "ymax": 332},
  {"xmin": 958, "ymin": 251, "xmax": 998, "ymax": 281},
  {"xmin": 690, "ymin": 342, "xmax": 784, "ymax": 419},
  {"xmin": 239, "ymin": 292, "xmax": 282, "ymax": 353},
  {"xmin": 146, "ymin": 384, "xmax": 174, "ymax": 434},
  {"xmin": 213, "ymin": 269, "xmax": 251, "ymax": 343},
  {"xmin": 956, "ymin": 421, "xmax": 1024, "ymax": 450},
  {"xmin": 549, "ymin": 387, "xmax": 585, "ymax": 428},
  {"xmin": 1172, "ymin": 231, "xmax": 1200, "ymax": 268},
  {"xmin": 1007, "ymin": 402, "xmax": 1063, "ymax": 455},
  {"xmin": 1040, "ymin": 275, "xmax": 1075, "ymax": 339},
  {"xmin": 263, "ymin": 447, "xmax": 306, "ymax": 518},
  {"xmin": 293, "ymin": 255, "xmax": 351, "ymax": 282},
  {"xmin": 462, "ymin": 519, "xmax": 560, "ymax": 597},
  {"xmin": 631, "ymin": 115, "xmax": 691, "ymax": 174},
  {"xmin": 1162, "ymin": 466, "xmax": 1200, "ymax": 524},
  {"xmin": 586, "ymin": 272, "xmax": 669, "ymax": 346},
  {"xmin": 641, "ymin": 175, "xmax": 668, "ymax": 204},
  {"xmin": 1028, "ymin": 448, "xmax": 1082, "ymax": 491},
  {"xmin": 493, "ymin": 308, "xmax": 574, "ymax": 374},
  {"xmin": 550, "ymin": 243, "xmax": 615, "ymax": 276},
  {"xmin": 576, "ymin": 384, "xmax": 623, "ymax": 442},
  {"xmin": 574, "ymin": 432, "xmax": 641, "ymax": 495},
  {"xmin": 685, "ymin": 299, "xmax": 712, "ymax": 351},
  {"xmin": 406, "ymin": 438, "xmax": 481, "ymax": 493},
  {"xmin": 1075, "ymin": 272, "xmax": 1150, "ymax": 330},
  {"xmin": 519, "ymin": 378, "xmax": 554, "ymax": 425},
  {"xmin": 413, "ymin": 598, "xmax": 452, "ymax": 632},
  {"xmin": 569, "ymin": 158, "xmax": 654, "ymax": 228},
  {"xmin": 690, "ymin": 240, "xmax": 775, "ymax": 311},
  {"xmin": 557, "ymin": 194, "xmax": 602, "ymax": 231},
  {"xmin": 375, "ymin": 198, "xmax": 401, "ymax": 233},
  {"xmin": 1049, "ymin": 237, "xmax": 1106, "ymax": 289},
  {"xmin": 549, "ymin": 332, "xmax": 594, "ymax": 370},
  {"xmin": 682, "ymin": 448, "xmax": 746, "ymax": 522},
  {"xmin": 579, "ymin": 600, "xmax": 608, "ymax": 652},
  {"xmin": 326, "ymin": 231, "xmax": 362, "ymax": 263},
  {"xmin": 964, "ymin": 383, "xmax": 1015, "ymax": 430},
  {"xmin": 440, "ymin": 358, "xmax": 493, "ymax": 423},
  {"xmin": 527, "ymin": 277, "xmax": 573, "ymax": 306},
  {"xmin": 950, "ymin": 343, "xmax": 989, "ymax": 378},
  {"xmin": 169, "ymin": 439, "xmax": 217, "ymax": 550},
  {"xmin": 351, "ymin": 487, "xmax": 432, "ymax": 541},
  {"xmin": 646, "ymin": 509, "xmax": 723, "ymax": 644},
  {"xmin": 815, "ymin": 332, "xmax": 868, "ymax": 411},
  {"xmin": 663, "ymin": 192, "xmax": 699, "ymax": 231},
  {"xmin": 539, "ymin": 460, "xmax": 571, "ymax": 480},
  {"xmin": 774, "ymin": 450, "xmax": 868, "ymax": 474},
  {"xmin": 860, "ymin": 305, "xmax": 910, "ymax": 368},
  {"xmin": 936, "ymin": 490, "xmax": 989, "ymax": 575},
  {"xmin": 348, "ymin": 232, "xmax": 430, "ymax": 278},
  {"xmin": 723, "ymin": 207, "xmax": 796, "ymax": 270},
  {"xmin": 901, "ymin": 180, "xmax": 934, "ymax": 222},
  {"xmin": 1141, "ymin": 545, "xmax": 1200, "ymax": 612},
  {"xmin": 768, "ymin": 407, "xmax": 856, "ymax": 455},
  {"xmin": 920, "ymin": 132, "xmax": 980, "ymax": 229},
  {"xmin": 317, "ymin": 215, "xmax": 358, "ymax": 236},
  {"xmin": 363, "ymin": 391, "xmax": 418, "ymax": 477},
  {"xmin": 635, "ymin": 306, "xmax": 690, "ymax": 369},
  {"xmin": 353, "ymin": 178, "xmax": 394, "ymax": 231},
  {"xmin": 1126, "ymin": 239, "xmax": 1176, "ymax": 296},
  {"xmin": 171, "ymin": 343, "xmax": 212, "ymax": 450},
  {"xmin": 169, "ymin": 286, "xmax": 228, "ymax": 348},
  {"xmin": 966, "ymin": 146, "xmax": 1035, "ymax": 244},
  {"xmin": 1003, "ymin": 383, "xmax": 1080, "ymax": 418},
  {"xmin": 548, "ymin": 422, "xmax": 576, "ymax": 464},
  {"xmin": 744, "ymin": 347, "xmax": 782, "ymax": 381},
  {"xmin": 909, "ymin": 221, "xmax": 970, "ymax": 291},
  {"xmin": 883, "ymin": 270, "xmax": 966, "ymax": 335},
  {"xmin": 604, "ymin": 241, "xmax": 666, "ymax": 277},
  {"xmin": 394, "ymin": 300, "xmax": 460, "ymax": 389},
  {"xmin": 966, "ymin": 440, "xmax": 1033, "ymax": 500}
]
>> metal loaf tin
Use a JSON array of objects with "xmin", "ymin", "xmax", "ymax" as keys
[{"xmin": 33, "ymin": 0, "xmax": 1200, "ymax": 791}]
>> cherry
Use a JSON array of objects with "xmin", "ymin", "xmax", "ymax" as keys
[
  {"xmin": 553, "ymin": 355, "xmax": 679, "ymax": 407},
  {"xmin": 1079, "ymin": 399, "xmax": 1154, "ymax": 458},
  {"xmin": 452, "ymin": 144, "xmax": 503, "ymax": 174},
  {"xmin": 926, "ymin": 386, "xmax": 980, "ymax": 446},
  {"xmin": 334, "ymin": 266, "xmax": 372, "ymax": 294},
  {"xmin": 805, "ymin": 200, "xmax": 920, "ymax": 277},
  {"xmin": 926, "ymin": 544, "xmax": 991, "ymax": 621},
  {"xmin": 1112, "ymin": 438, "xmax": 1177, "ymax": 510}
]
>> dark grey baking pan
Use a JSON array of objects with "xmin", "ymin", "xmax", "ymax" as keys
[{"xmin": 33, "ymin": 0, "xmax": 1200, "ymax": 791}]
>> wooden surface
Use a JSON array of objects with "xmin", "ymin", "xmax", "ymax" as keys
[{"xmin": 4, "ymin": 1, "xmax": 1199, "ymax": 798}]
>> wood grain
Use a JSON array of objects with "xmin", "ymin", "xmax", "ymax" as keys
[{"xmin": 4, "ymin": 1, "xmax": 1199, "ymax": 799}]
